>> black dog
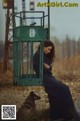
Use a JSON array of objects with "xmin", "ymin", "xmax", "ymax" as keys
[{"xmin": 17, "ymin": 91, "xmax": 41, "ymax": 121}]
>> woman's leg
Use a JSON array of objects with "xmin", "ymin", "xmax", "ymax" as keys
[
  {"xmin": 48, "ymin": 94, "xmax": 74, "ymax": 121},
  {"xmin": 43, "ymin": 76, "xmax": 75, "ymax": 120}
]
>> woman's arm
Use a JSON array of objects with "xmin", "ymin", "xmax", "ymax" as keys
[
  {"xmin": 44, "ymin": 63, "xmax": 50, "ymax": 69},
  {"xmin": 44, "ymin": 55, "xmax": 52, "ymax": 69}
]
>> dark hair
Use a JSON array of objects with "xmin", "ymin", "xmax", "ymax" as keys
[{"xmin": 38, "ymin": 40, "xmax": 55, "ymax": 63}]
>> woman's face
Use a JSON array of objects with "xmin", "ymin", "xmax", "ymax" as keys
[{"xmin": 44, "ymin": 46, "xmax": 52, "ymax": 54}]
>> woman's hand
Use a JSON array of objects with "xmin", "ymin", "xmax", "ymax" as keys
[{"xmin": 44, "ymin": 63, "xmax": 50, "ymax": 69}]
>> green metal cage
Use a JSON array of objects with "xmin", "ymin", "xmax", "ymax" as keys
[
  {"xmin": 13, "ymin": 26, "xmax": 46, "ymax": 86},
  {"xmin": 13, "ymin": 11, "xmax": 49, "ymax": 86}
]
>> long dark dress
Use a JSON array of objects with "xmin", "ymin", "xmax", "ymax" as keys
[{"xmin": 33, "ymin": 50, "xmax": 75, "ymax": 120}]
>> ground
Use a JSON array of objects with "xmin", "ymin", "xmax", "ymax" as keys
[{"xmin": 0, "ymin": 57, "xmax": 80, "ymax": 121}]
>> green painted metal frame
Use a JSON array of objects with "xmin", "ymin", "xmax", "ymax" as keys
[
  {"xmin": 13, "ymin": 43, "xmax": 44, "ymax": 86},
  {"xmin": 12, "ymin": 1, "xmax": 50, "ymax": 86},
  {"xmin": 13, "ymin": 26, "xmax": 45, "ymax": 41},
  {"xmin": 13, "ymin": 26, "xmax": 46, "ymax": 86}
]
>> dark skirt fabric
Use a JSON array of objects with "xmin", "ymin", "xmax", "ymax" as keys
[{"xmin": 43, "ymin": 75, "xmax": 74, "ymax": 120}]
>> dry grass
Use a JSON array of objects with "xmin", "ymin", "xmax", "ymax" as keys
[{"xmin": 53, "ymin": 56, "xmax": 80, "ymax": 81}]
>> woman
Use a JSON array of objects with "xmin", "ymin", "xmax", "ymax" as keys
[{"xmin": 33, "ymin": 40, "xmax": 79, "ymax": 121}]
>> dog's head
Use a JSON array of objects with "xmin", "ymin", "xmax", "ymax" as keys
[{"xmin": 30, "ymin": 91, "xmax": 41, "ymax": 100}]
